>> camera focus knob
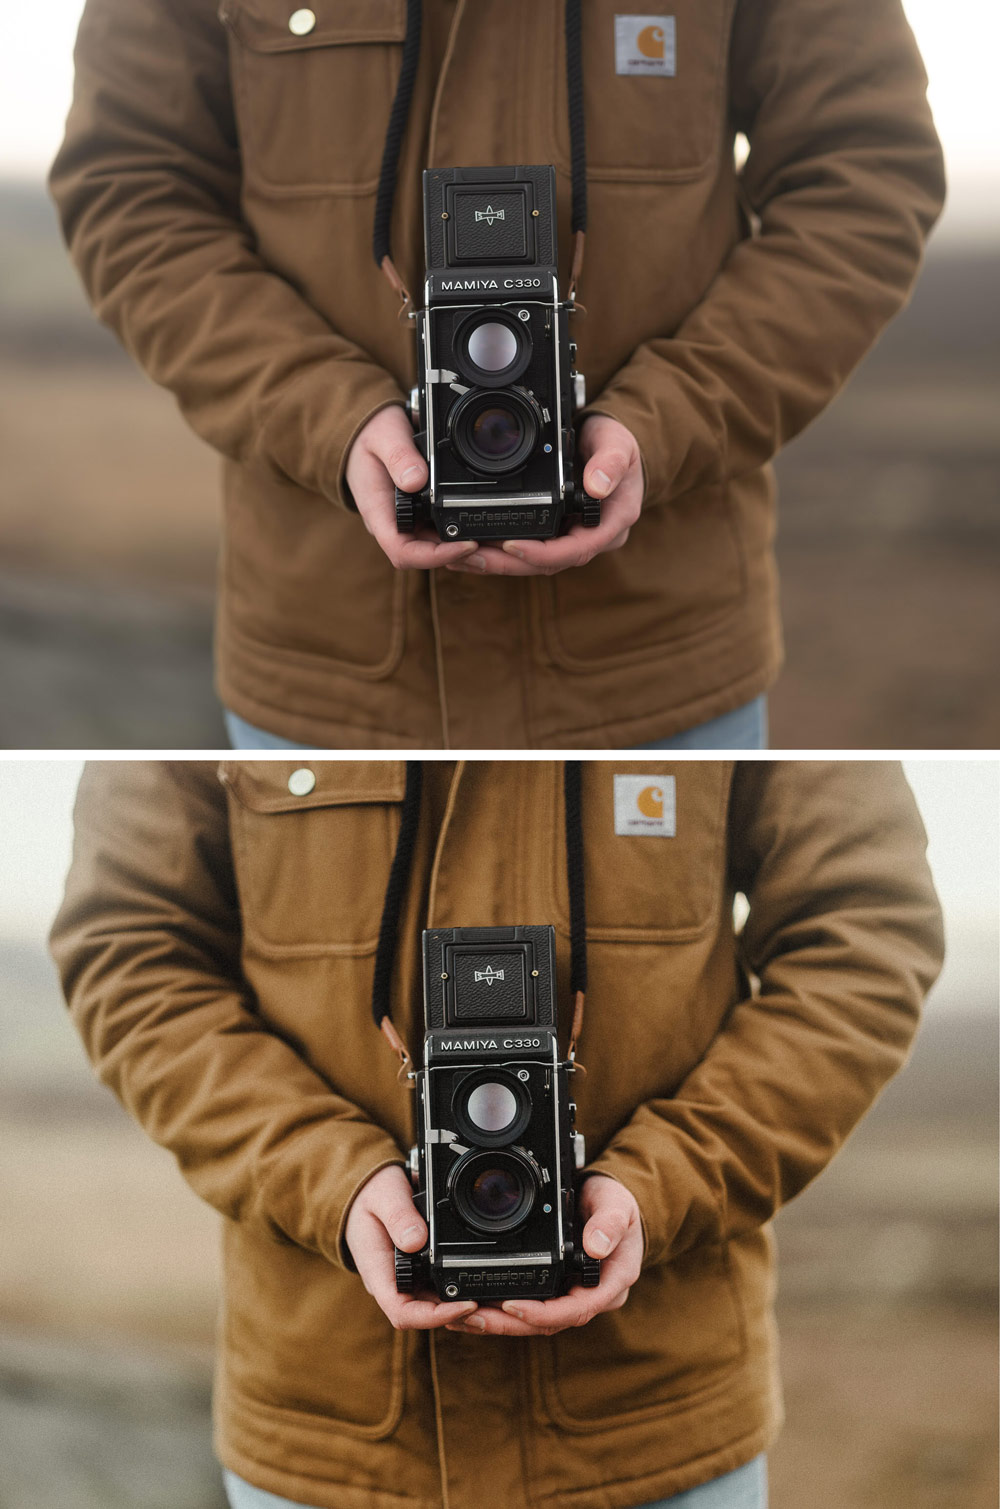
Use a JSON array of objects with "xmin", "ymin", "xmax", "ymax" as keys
[
  {"xmin": 576, "ymin": 1253, "xmax": 601, "ymax": 1288},
  {"xmin": 394, "ymin": 1248, "xmax": 417, "ymax": 1293},
  {"xmin": 395, "ymin": 488, "xmax": 416, "ymax": 533},
  {"xmin": 573, "ymin": 485, "xmax": 602, "ymax": 529}
]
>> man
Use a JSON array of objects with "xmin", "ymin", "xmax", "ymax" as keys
[
  {"xmin": 49, "ymin": 1, "xmax": 944, "ymax": 749},
  {"xmin": 51, "ymin": 758, "xmax": 944, "ymax": 1507}
]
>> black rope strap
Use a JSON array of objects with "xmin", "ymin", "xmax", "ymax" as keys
[
  {"xmin": 563, "ymin": 760, "xmax": 588, "ymax": 999},
  {"xmin": 564, "ymin": 0, "xmax": 588, "ymax": 239},
  {"xmin": 374, "ymin": 1, "xmax": 589, "ymax": 303},
  {"xmin": 372, "ymin": 0, "xmax": 423, "ymax": 288},
  {"xmin": 371, "ymin": 760, "xmax": 424, "ymax": 1043},
  {"xmin": 373, "ymin": 759, "xmax": 589, "ymax": 1066}
]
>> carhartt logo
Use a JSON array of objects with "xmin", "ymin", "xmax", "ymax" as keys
[
  {"xmin": 475, "ymin": 205, "xmax": 505, "ymax": 226},
  {"xmin": 637, "ymin": 784, "xmax": 663, "ymax": 819},
  {"xmin": 474, "ymin": 966, "xmax": 505, "ymax": 986},
  {"xmin": 637, "ymin": 23, "xmax": 665, "ymax": 58},
  {"xmin": 614, "ymin": 15, "xmax": 676, "ymax": 76},
  {"xmin": 614, "ymin": 775, "xmax": 676, "ymax": 837}
]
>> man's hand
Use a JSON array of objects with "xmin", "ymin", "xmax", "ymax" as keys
[
  {"xmin": 446, "ymin": 1173, "xmax": 643, "ymax": 1337},
  {"xmin": 445, "ymin": 414, "xmax": 644, "ymax": 578},
  {"xmin": 345, "ymin": 405, "xmax": 478, "ymax": 570},
  {"xmin": 344, "ymin": 1164, "xmax": 478, "ymax": 1330}
]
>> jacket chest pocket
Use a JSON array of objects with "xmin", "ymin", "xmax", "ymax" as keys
[
  {"xmin": 552, "ymin": 0, "xmax": 734, "ymax": 182},
  {"xmin": 219, "ymin": 0, "xmax": 406, "ymax": 196},
  {"xmin": 552, "ymin": 762, "xmax": 732, "ymax": 942},
  {"xmin": 220, "ymin": 760, "xmax": 405, "ymax": 956}
]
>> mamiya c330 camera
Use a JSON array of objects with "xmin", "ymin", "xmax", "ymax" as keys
[
  {"xmin": 394, "ymin": 925, "xmax": 600, "ymax": 1302},
  {"xmin": 394, "ymin": 165, "xmax": 601, "ymax": 542}
]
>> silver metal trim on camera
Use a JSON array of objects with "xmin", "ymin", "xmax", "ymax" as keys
[
  {"xmin": 439, "ymin": 493, "xmax": 555, "ymax": 509},
  {"xmin": 440, "ymin": 1252, "xmax": 553, "ymax": 1268}
]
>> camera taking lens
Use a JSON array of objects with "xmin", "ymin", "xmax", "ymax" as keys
[
  {"xmin": 450, "ymin": 388, "xmax": 541, "ymax": 474},
  {"xmin": 450, "ymin": 1148, "xmax": 538, "ymax": 1233}
]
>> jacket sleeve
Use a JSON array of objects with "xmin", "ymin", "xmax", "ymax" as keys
[
  {"xmin": 587, "ymin": 761, "xmax": 945, "ymax": 1266},
  {"xmin": 585, "ymin": 0, "xmax": 946, "ymax": 506},
  {"xmin": 49, "ymin": 761, "xmax": 404, "ymax": 1269},
  {"xmin": 48, "ymin": 0, "xmax": 405, "ymax": 511}
]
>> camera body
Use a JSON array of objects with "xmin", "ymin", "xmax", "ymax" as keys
[
  {"xmin": 394, "ymin": 924, "xmax": 599, "ymax": 1303},
  {"xmin": 394, "ymin": 165, "xmax": 601, "ymax": 542}
]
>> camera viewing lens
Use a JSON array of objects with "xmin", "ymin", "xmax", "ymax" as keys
[
  {"xmin": 469, "ymin": 1166, "xmax": 523, "ymax": 1221},
  {"xmin": 471, "ymin": 405, "xmax": 523, "ymax": 460},
  {"xmin": 466, "ymin": 321, "xmax": 519, "ymax": 373},
  {"xmin": 465, "ymin": 1081, "xmax": 518, "ymax": 1133}
]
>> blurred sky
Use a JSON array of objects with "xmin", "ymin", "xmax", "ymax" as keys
[
  {"xmin": 0, "ymin": 758, "xmax": 996, "ymax": 1009},
  {"xmin": 0, "ymin": 0, "xmax": 998, "ymax": 241}
]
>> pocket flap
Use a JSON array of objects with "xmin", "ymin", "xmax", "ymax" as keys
[
  {"xmin": 219, "ymin": 0, "xmax": 406, "ymax": 53},
  {"xmin": 220, "ymin": 760, "xmax": 406, "ymax": 813}
]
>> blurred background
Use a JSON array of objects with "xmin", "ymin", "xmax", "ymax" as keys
[
  {"xmin": 0, "ymin": 758, "xmax": 996, "ymax": 1509},
  {"xmin": 1, "ymin": 3, "xmax": 999, "ymax": 748}
]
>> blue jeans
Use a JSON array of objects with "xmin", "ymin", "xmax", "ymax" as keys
[
  {"xmin": 224, "ymin": 696, "xmax": 767, "ymax": 752},
  {"xmin": 223, "ymin": 1456, "xmax": 768, "ymax": 1509}
]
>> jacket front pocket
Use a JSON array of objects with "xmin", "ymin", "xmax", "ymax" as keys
[
  {"xmin": 537, "ymin": 1244, "xmax": 745, "ymax": 1431},
  {"xmin": 538, "ymin": 487, "xmax": 746, "ymax": 674},
  {"xmin": 550, "ymin": 762, "xmax": 732, "ymax": 943},
  {"xmin": 224, "ymin": 1224, "xmax": 406, "ymax": 1437},
  {"xmin": 552, "ymin": 0, "xmax": 734, "ymax": 182},
  {"xmin": 221, "ymin": 760, "xmax": 405, "ymax": 956},
  {"xmin": 220, "ymin": 0, "xmax": 406, "ymax": 195}
]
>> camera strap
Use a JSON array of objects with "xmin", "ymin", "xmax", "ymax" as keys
[
  {"xmin": 373, "ymin": 1, "xmax": 590, "ymax": 307},
  {"xmin": 372, "ymin": 759, "xmax": 424, "ymax": 1074},
  {"xmin": 372, "ymin": 761, "xmax": 589, "ymax": 1070},
  {"xmin": 563, "ymin": 758, "xmax": 588, "ymax": 1062},
  {"xmin": 373, "ymin": 0, "xmax": 423, "ymax": 316},
  {"xmin": 564, "ymin": 0, "xmax": 588, "ymax": 304}
]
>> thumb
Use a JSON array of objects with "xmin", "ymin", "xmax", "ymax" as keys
[
  {"xmin": 580, "ymin": 1176, "xmax": 634, "ymax": 1259},
  {"xmin": 373, "ymin": 1168, "xmax": 428, "ymax": 1252},
  {"xmin": 369, "ymin": 407, "xmax": 428, "ymax": 493},
  {"xmin": 581, "ymin": 425, "xmax": 633, "ymax": 499}
]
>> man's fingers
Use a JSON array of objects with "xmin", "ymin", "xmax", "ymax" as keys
[
  {"xmin": 447, "ymin": 1308, "xmax": 557, "ymax": 1338},
  {"xmin": 583, "ymin": 446, "xmax": 632, "ymax": 500},
  {"xmin": 380, "ymin": 442, "xmax": 428, "ymax": 494},
  {"xmin": 582, "ymin": 1204, "xmax": 631, "ymax": 1260},
  {"xmin": 380, "ymin": 1201, "xmax": 428, "ymax": 1253},
  {"xmin": 365, "ymin": 408, "xmax": 429, "ymax": 493},
  {"xmin": 498, "ymin": 1289, "xmax": 604, "ymax": 1332},
  {"xmin": 360, "ymin": 486, "xmax": 475, "ymax": 570},
  {"xmin": 364, "ymin": 1166, "xmax": 428, "ymax": 1251},
  {"xmin": 388, "ymin": 1296, "xmax": 478, "ymax": 1331}
]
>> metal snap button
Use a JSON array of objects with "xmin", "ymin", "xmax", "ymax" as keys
[
  {"xmin": 288, "ymin": 8, "xmax": 316, "ymax": 35},
  {"xmin": 288, "ymin": 767, "xmax": 316, "ymax": 796}
]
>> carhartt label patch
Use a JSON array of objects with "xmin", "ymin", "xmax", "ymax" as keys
[
  {"xmin": 614, "ymin": 15, "xmax": 676, "ymax": 76},
  {"xmin": 614, "ymin": 775, "xmax": 676, "ymax": 837}
]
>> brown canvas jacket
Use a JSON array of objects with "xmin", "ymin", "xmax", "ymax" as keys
[
  {"xmin": 48, "ymin": 1, "xmax": 944, "ymax": 747},
  {"xmin": 50, "ymin": 760, "xmax": 944, "ymax": 1507}
]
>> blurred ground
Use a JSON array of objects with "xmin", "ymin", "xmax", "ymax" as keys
[
  {"xmin": 1, "ymin": 937, "xmax": 996, "ymax": 1509},
  {"xmin": 1, "ymin": 181, "xmax": 998, "ymax": 749}
]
